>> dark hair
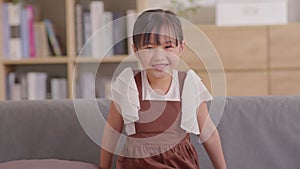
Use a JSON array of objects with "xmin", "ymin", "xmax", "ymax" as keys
[{"xmin": 132, "ymin": 9, "xmax": 183, "ymax": 50}]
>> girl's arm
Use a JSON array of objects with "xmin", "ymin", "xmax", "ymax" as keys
[
  {"xmin": 197, "ymin": 102, "xmax": 227, "ymax": 169},
  {"xmin": 100, "ymin": 102, "xmax": 124, "ymax": 169}
]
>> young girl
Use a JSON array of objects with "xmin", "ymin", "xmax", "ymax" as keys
[{"xmin": 100, "ymin": 9, "xmax": 227, "ymax": 169}]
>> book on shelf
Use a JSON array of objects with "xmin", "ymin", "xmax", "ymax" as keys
[
  {"xmin": 51, "ymin": 78, "xmax": 67, "ymax": 99},
  {"xmin": 10, "ymin": 80, "xmax": 22, "ymax": 100},
  {"xmin": 90, "ymin": 1, "xmax": 104, "ymax": 57},
  {"xmin": 27, "ymin": 72, "xmax": 48, "ymax": 100},
  {"xmin": 1, "ymin": 3, "xmax": 10, "ymax": 59},
  {"xmin": 78, "ymin": 71, "xmax": 95, "ymax": 98},
  {"xmin": 75, "ymin": 3, "xmax": 83, "ymax": 55},
  {"xmin": 102, "ymin": 11, "xmax": 114, "ymax": 57},
  {"xmin": 33, "ymin": 21, "xmax": 40, "ymax": 57},
  {"xmin": 21, "ymin": 8, "xmax": 30, "ymax": 58},
  {"xmin": 112, "ymin": 12, "xmax": 128, "ymax": 55},
  {"xmin": 26, "ymin": 4, "xmax": 36, "ymax": 58},
  {"xmin": 44, "ymin": 18, "xmax": 63, "ymax": 56},
  {"xmin": 6, "ymin": 2, "xmax": 22, "ymax": 59},
  {"xmin": 20, "ymin": 74, "xmax": 27, "ymax": 99},
  {"xmin": 7, "ymin": 72, "xmax": 21, "ymax": 100},
  {"xmin": 34, "ymin": 21, "xmax": 50, "ymax": 57},
  {"xmin": 6, "ymin": 72, "xmax": 27, "ymax": 100},
  {"xmin": 82, "ymin": 11, "xmax": 92, "ymax": 56},
  {"xmin": 126, "ymin": 9, "xmax": 137, "ymax": 56}
]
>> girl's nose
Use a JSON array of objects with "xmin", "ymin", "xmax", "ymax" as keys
[{"xmin": 153, "ymin": 48, "xmax": 166, "ymax": 59}]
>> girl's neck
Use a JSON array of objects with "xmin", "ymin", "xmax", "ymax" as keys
[{"xmin": 146, "ymin": 71, "xmax": 173, "ymax": 95}]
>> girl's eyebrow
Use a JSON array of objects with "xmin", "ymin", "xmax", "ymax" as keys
[
  {"xmin": 164, "ymin": 40, "xmax": 176, "ymax": 44},
  {"xmin": 143, "ymin": 42, "xmax": 154, "ymax": 45}
]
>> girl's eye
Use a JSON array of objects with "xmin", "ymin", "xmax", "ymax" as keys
[
  {"xmin": 145, "ymin": 46, "xmax": 154, "ymax": 50},
  {"xmin": 165, "ymin": 45, "xmax": 174, "ymax": 49}
]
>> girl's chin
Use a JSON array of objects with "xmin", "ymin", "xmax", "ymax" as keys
[{"xmin": 149, "ymin": 68, "xmax": 172, "ymax": 79}]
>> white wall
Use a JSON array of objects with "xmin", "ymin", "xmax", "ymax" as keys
[{"xmin": 143, "ymin": 0, "xmax": 300, "ymax": 23}]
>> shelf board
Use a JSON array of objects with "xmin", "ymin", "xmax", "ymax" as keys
[
  {"xmin": 3, "ymin": 57, "xmax": 69, "ymax": 65},
  {"xmin": 74, "ymin": 55, "xmax": 137, "ymax": 64}
]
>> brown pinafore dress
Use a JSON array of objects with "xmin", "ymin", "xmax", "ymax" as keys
[{"xmin": 116, "ymin": 71, "xmax": 200, "ymax": 169}]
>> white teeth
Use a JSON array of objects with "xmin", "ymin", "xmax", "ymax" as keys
[{"xmin": 152, "ymin": 64, "xmax": 168, "ymax": 70}]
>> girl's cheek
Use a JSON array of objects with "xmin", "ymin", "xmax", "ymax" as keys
[
  {"xmin": 167, "ymin": 54, "xmax": 180, "ymax": 64},
  {"xmin": 139, "ymin": 58, "xmax": 151, "ymax": 68}
]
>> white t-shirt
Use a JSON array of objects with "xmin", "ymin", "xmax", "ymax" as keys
[{"xmin": 111, "ymin": 67, "xmax": 213, "ymax": 135}]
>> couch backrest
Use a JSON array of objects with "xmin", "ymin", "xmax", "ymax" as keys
[
  {"xmin": 0, "ymin": 99, "xmax": 110, "ymax": 165},
  {"xmin": 197, "ymin": 96, "xmax": 300, "ymax": 169},
  {"xmin": 1, "ymin": 96, "xmax": 300, "ymax": 168}
]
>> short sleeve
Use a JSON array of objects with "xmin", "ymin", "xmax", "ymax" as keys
[
  {"xmin": 180, "ymin": 70, "xmax": 213, "ymax": 135},
  {"xmin": 111, "ymin": 67, "xmax": 140, "ymax": 135}
]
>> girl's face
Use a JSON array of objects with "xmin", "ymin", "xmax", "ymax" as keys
[{"xmin": 133, "ymin": 29, "xmax": 185, "ymax": 80}]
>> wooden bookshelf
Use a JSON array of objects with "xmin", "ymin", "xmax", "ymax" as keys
[
  {"xmin": 3, "ymin": 57, "xmax": 69, "ymax": 65},
  {"xmin": 74, "ymin": 55, "xmax": 137, "ymax": 63},
  {"xmin": 0, "ymin": 0, "xmax": 144, "ymax": 100}
]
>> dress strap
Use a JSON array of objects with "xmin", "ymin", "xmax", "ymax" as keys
[
  {"xmin": 178, "ymin": 71, "xmax": 187, "ymax": 97},
  {"xmin": 133, "ymin": 70, "xmax": 142, "ymax": 101}
]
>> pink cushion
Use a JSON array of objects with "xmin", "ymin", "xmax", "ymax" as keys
[{"xmin": 0, "ymin": 159, "xmax": 99, "ymax": 169}]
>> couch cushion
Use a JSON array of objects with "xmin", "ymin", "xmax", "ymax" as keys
[{"xmin": 0, "ymin": 159, "xmax": 98, "ymax": 169}]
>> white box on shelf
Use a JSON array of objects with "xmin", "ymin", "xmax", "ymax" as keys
[{"xmin": 216, "ymin": 0, "xmax": 288, "ymax": 26}]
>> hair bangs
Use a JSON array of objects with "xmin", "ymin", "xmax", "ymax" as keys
[{"xmin": 133, "ymin": 9, "xmax": 183, "ymax": 49}]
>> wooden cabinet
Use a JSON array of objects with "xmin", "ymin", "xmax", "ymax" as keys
[
  {"xmin": 200, "ymin": 26, "xmax": 268, "ymax": 70},
  {"xmin": 269, "ymin": 23, "xmax": 300, "ymax": 95},
  {"xmin": 182, "ymin": 24, "xmax": 300, "ymax": 96},
  {"xmin": 195, "ymin": 71, "xmax": 269, "ymax": 96},
  {"xmin": 270, "ymin": 23, "xmax": 300, "ymax": 68},
  {"xmin": 271, "ymin": 70, "xmax": 300, "ymax": 95}
]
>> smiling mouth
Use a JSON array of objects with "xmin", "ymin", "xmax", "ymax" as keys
[{"xmin": 151, "ymin": 64, "xmax": 169, "ymax": 70}]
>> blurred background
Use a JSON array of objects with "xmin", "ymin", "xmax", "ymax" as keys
[{"xmin": 0, "ymin": 0, "xmax": 299, "ymax": 100}]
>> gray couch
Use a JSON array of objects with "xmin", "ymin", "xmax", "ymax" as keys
[{"xmin": 0, "ymin": 96, "xmax": 300, "ymax": 168}]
